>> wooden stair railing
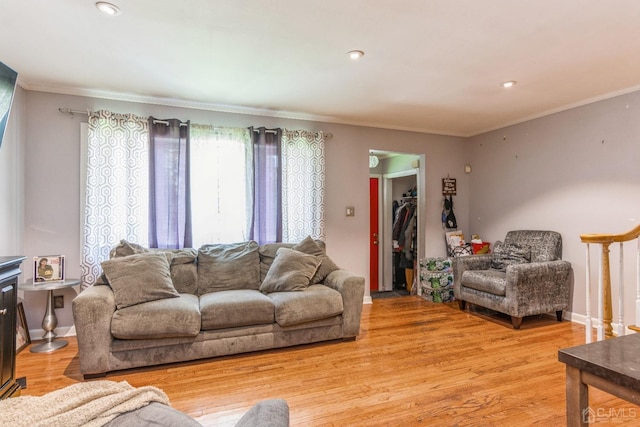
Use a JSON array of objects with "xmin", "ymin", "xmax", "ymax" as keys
[{"xmin": 580, "ymin": 224, "xmax": 640, "ymax": 342}]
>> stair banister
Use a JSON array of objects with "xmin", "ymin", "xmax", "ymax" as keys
[{"xmin": 580, "ymin": 224, "xmax": 640, "ymax": 341}]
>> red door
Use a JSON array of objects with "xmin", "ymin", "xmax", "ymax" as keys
[{"xmin": 369, "ymin": 177, "xmax": 379, "ymax": 292}]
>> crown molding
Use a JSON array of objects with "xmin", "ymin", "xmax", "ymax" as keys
[{"xmin": 18, "ymin": 80, "xmax": 469, "ymax": 137}]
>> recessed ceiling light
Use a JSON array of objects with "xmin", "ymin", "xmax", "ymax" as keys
[
  {"xmin": 96, "ymin": 2, "xmax": 121, "ymax": 16},
  {"xmin": 347, "ymin": 50, "xmax": 364, "ymax": 60},
  {"xmin": 502, "ymin": 80, "xmax": 517, "ymax": 88}
]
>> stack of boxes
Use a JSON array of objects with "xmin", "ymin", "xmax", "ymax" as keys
[{"xmin": 419, "ymin": 257, "xmax": 454, "ymax": 303}]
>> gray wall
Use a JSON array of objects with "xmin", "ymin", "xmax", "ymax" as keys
[
  {"xmin": 468, "ymin": 90, "xmax": 640, "ymax": 325},
  {"xmin": 9, "ymin": 86, "xmax": 636, "ymax": 334},
  {"xmin": 7, "ymin": 90, "xmax": 468, "ymax": 334}
]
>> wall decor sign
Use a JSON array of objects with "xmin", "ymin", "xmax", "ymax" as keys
[
  {"xmin": 33, "ymin": 255, "xmax": 65, "ymax": 283},
  {"xmin": 442, "ymin": 177, "xmax": 457, "ymax": 195}
]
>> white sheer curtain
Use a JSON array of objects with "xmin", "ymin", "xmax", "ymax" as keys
[
  {"xmin": 190, "ymin": 125, "xmax": 252, "ymax": 247},
  {"xmin": 80, "ymin": 111, "xmax": 149, "ymax": 289},
  {"xmin": 281, "ymin": 129, "xmax": 326, "ymax": 242}
]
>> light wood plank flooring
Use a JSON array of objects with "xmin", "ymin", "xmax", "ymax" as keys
[{"xmin": 15, "ymin": 297, "xmax": 635, "ymax": 426}]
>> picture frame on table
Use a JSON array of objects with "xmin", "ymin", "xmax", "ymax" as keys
[
  {"xmin": 16, "ymin": 302, "xmax": 30, "ymax": 353},
  {"xmin": 33, "ymin": 255, "xmax": 65, "ymax": 283}
]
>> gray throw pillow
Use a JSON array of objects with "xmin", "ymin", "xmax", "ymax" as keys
[
  {"xmin": 260, "ymin": 248, "xmax": 322, "ymax": 293},
  {"xmin": 101, "ymin": 252, "xmax": 179, "ymax": 310},
  {"xmin": 292, "ymin": 236, "xmax": 340, "ymax": 284},
  {"xmin": 197, "ymin": 241, "xmax": 260, "ymax": 294},
  {"xmin": 490, "ymin": 241, "xmax": 531, "ymax": 271}
]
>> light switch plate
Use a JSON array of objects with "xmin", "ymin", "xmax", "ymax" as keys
[{"xmin": 346, "ymin": 206, "xmax": 355, "ymax": 217}]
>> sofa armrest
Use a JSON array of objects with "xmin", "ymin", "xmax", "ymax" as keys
[
  {"xmin": 72, "ymin": 284, "xmax": 116, "ymax": 376},
  {"xmin": 452, "ymin": 254, "xmax": 492, "ymax": 296},
  {"xmin": 505, "ymin": 260, "xmax": 573, "ymax": 316},
  {"xmin": 323, "ymin": 269, "xmax": 365, "ymax": 338}
]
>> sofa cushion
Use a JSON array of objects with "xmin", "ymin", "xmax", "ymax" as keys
[
  {"xmin": 292, "ymin": 236, "xmax": 340, "ymax": 284},
  {"xmin": 197, "ymin": 241, "xmax": 260, "ymax": 294},
  {"xmin": 490, "ymin": 241, "xmax": 531, "ymax": 271},
  {"xmin": 461, "ymin": 270, "xmax": 507, "ymax": 296},
  {"xmin": 200, "ymin": 290, "xmax": 275, "ymax": 330},
  {"xmin": 267, "ymin": 284, "xmax": 343, "ymax": 327},
  {"xmin": 110, "ymin": 240, "xmax": 198, "ymax": 294},
  {"xmin": 260, "ymin": 248, "xmax": 321, "ymax": 293},
  {"xmin": 111, "ymin": 294, "xmax": 200, "ymax": 339},
  {"xmin": 102, "ymin": 253, "xmax": 180, "ymax": 310},
  {"xmin": 258, "ymin": 243, "xmax": 294, "ymax": 282}
]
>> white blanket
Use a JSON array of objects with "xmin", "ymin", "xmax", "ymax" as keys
[{"xmin": 0, "ymin": 380, "xmax": 170, "ymax": 427}]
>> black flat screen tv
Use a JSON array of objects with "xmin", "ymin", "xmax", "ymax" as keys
[{"xmin": 0, "ymin": 61, "xmax": 18, "ymax": 150}]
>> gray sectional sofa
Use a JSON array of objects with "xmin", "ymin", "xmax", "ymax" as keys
[{"xmin": 72, "ymin": 237, "xmax": 365, "ymax": 378}]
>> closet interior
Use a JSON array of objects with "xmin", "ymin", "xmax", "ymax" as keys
[{"xmin": 391, "ymin": 175, "xmax": 418, "ymax": 292}]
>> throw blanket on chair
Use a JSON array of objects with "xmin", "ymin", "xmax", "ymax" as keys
[{"xmin": 0, "ymin": 380, "xmax": 170, "ymax": 427}]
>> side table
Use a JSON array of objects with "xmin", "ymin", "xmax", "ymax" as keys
[{"xmin": 19, "ymin": 279, "xmax": 80, "ymax": 353}]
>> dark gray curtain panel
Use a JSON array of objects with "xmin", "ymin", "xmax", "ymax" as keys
[
  {"xmin": 249, "ymin": 127, "xmax": 282, "ymax": 244},
  {"xmin": 148, "ymin": 117, "xmax": 192, "ymax": 248}
]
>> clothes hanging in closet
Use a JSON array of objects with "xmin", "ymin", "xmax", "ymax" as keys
[{"xmin": 392, "ymin": 200, "xmax": 417, "ymax": 269}]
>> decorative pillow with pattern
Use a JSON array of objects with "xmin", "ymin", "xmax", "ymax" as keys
[{"xmin": 490, "ymin": 241, "xmax": 531, "ymax": 271}]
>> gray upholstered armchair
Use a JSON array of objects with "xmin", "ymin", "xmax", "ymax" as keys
[{"xmin": 453, "ymin": 230, "xmax": 572, "ymax": 329}]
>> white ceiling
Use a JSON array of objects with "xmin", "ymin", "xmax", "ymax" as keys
[{"xmin": 3, "ymin": 1, "xmax": 640, "ymax": 137}]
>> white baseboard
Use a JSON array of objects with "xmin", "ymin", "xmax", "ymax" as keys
[
  {"xmin": 29, "ymin": 325, "xmax": 76, "ymax": 340},
  {"xmin": 363, "ymin": 296, "xmax": 373, "ymax": 305}
]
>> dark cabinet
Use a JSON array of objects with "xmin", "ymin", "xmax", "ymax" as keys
[{"xmin": 0, "ymin": 256, "xmax": 25, "ymax": 400}]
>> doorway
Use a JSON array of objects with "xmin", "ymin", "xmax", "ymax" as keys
[{"xmin": 369, "ymin": 151, "xmax": 423, "ymax": 296}]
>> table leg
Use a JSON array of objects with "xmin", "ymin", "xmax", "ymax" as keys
[
  {"xmin": 30, "ymin": 289, "xmax": 68, "ymax": 353},
  {"xmin": 566, "ymin": 365, "xmax": 589, "ymax": 427}
]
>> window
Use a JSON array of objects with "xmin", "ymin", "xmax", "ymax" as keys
[{"xmin": 190, "ymin": 125, "xmax": 253, "ymax": 248}]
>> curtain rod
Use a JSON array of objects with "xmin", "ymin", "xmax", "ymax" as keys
[
  {"xmin": 152, "ymin": 119, "xmax": 188, "ymax": 127},
  {"xmin": 253, "ymin": 129, "xmax": 332, "ymax": 138},
  {"xmin": 59, "ymin": 108, "xmax": 332, "ymax": 137},
  {"xmin": 58, "ymin": 108, "xmax": 90, "ymax": 117}
]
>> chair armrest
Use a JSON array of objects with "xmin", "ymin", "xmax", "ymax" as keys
[
  {"xmin": 324, "ymin": 269, "xmax": 365, "ymax": 338},
  {"xmin": 235, "ymin": 399, "xmax": 290, "ymax": 427},
  {"xmin": 505, "ymin": 260, "xmax": 572, "ymax": 316},
  {"xmin": 452, "ymin": 254, "xmax": 493, "ymax": 296},
  {"xmin": 72, "ymin": 284, "xmax": 116, "ymax": 376}
]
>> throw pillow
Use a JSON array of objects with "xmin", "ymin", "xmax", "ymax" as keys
[
  {"xmin": 197, "ymin": 241, "xmax": 260, "ymax": 294},
  {"xmin": 490, "ymin": 241, "xmax": 531, "ymax": 271},
  {"xmin": 292, "ymin": 236, "xmax": 340, "ymax": 284},
  {"xmin": 101, "ymin": 252, "xmax": 179, "ymax": 310},
  {"xmin": 260, "ymin": 248, "xmax": 322, "ymax": 293}
]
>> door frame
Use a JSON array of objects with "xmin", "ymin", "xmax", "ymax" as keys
[{"xmin": 382, "ymin": 167, "xmax": 423, "ymax": 292}]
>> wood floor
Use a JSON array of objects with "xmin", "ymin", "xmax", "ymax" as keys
[{"xmin": 15, "ymin": 296, "xmax": 635, "ymax": 426}]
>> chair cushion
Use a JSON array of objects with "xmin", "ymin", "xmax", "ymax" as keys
[
  {"xmin": 111, "ymin": 294, "xmax": 200, "ymax": 339},
  {"xmin": 200, "ymin": 290, "xmax": 275, "ymax": 330},
  {"xmin": 461, "ymin": 270, "xmax": 507, "ymax": 296},
  {"xmin": 504, "ymin": 230, "xmax": 562, "ymax": 262},
  {"xmin": 267, "ymin": 284, "xmax": 343, "ymax": 327},
  {"xmin": 490, "ymin": 241, "xmax": 531, "ymax": 271}
]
